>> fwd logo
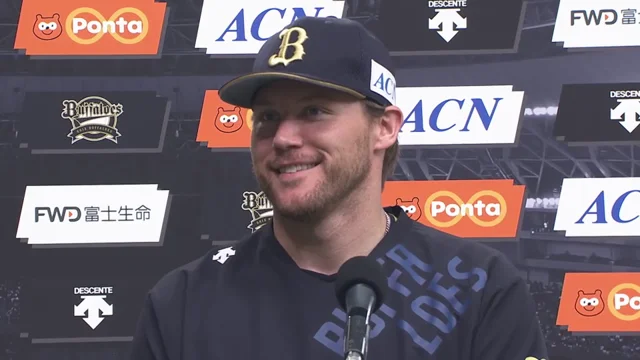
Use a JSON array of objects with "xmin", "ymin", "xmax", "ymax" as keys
[
  {"xmin": 570, "ymin": 9, "xmax": 617, "ymax": 26},
  {"xmin": 35, "ymin": 206, "xmax": 81, "ymax": 222}
]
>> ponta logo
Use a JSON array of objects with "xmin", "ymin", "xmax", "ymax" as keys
[
  {"xmin": 425, "ymin": 190, "xmax": 507, "ymax": 228},
  {"xmin": 382, "ymin": 180, "xmax": 525, "ymax": 238},
  {"xmin": 196, "ymin": 90, "xmax": 253, "ymax": 149},
  {"xmin": 14, "ymin": 0, "xmax": 167, "ymax": 56},
  {"xmin": 66, "ymin": 7, "xmax": 149, "ymax": 45},
  {"xmin": 573, "ymin": 284, "xmax": 640, "ymax": 321},
  {"xmin": 609, "ymin": 283, "xmax": 640, "ymax": 321},
  {"xmin": 557, "ymin": 273, "xmax": 640, "ymax": 333}
]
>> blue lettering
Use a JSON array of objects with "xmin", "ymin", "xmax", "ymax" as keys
[
  {"xmin": 290, "ymin": 7, "xmax": 324, "ymax": 23},
  {"xmin": 373, "ymin": 74, "xmax": 385, "ymax": 92},
  {"xmin": 313, "ymin": 322, "xmax": 343, "ymax": 355},
  {"xmin": 389, "ymin": 269, "xmax": 411, "ymax": 297},
  {"xmin": 331, "ymin": 308, "xmax": 386, "ymax": 339},
  {"xmin": 379, "ymin": 304, "xmax": 397, "ymax": 318},
  {"xmin": 373, "ymin": 74, "xmax": 396, "ymax": 99},
  {"xmin": 404, "ymin": 98, "xmax": 503, "ymax": 133},
  {"xmin": 401, "ymin": 100, "xmax": 425, "ymax": 132},
  {"xmin": 216, "ymin": 9, "xmax": 246, "ymax": 41},
  {"xmin": 369, "ymin": 314, "xmax": 386, "ymax": 338},
  {"xmin": 429, "ymin": 99, "xmax": 462, "ymax": 132},
  {"xmin": 251, "ymin": 8, "xmax": 286, "ymax": 41},
  {"xmin": 576, "ymin": 191, "xmax": 606, "ymax": 224},
  {"xmin": 460, "ymin": 98, "xmax": 503, "ymax": 131},
  {"xmin": 612, "ymin": 190, "xmax": 640, "ymax": 223},
  {"xmin": 217, "ymin": 7, "xmax": 325, "ymax": 42},
  {"xmin": 386, "ymin": 244, "xmax": 432, "ymax": 285},
  {"xmin": 398, "ymin": 319, "xmax": 442, "ymax": 355},
  {"xmin": 385, "ymin": 78, "xmax": 395, "ymax": 96},
  {"xmin": 579, "ymin": 190, "xmax": 640, "ymax": 224},
  {"xmin": 447, "ymin": 256, "xmax": 487, "ymax": 292},
  {"xmin": 428, "ymin": 272, "xmax": 467, "ymax": 315},
  {"xmin": 332, "ymin": 308, "xmax": 346, "ymax": 321},
  {"xmin": 314, "ymin": 306, "xmax": 388, "ymax": 355},
  {"xmin": 411, "ymin": 295, "xmax": 457, "ymax": 333},
  {"xmin": 316, "ymin": 252, "xmax": 488, "ymax": 357}
]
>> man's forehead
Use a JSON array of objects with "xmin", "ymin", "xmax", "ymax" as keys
[{"xmin": 252, "ymin": 80, "xmax": 356, "ymax": 107}]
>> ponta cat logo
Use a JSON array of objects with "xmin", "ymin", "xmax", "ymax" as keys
[
  {"xmin": 382, "ymin": 180, "xmax": 525, "ymax": 238},
  {"xmin": 196, "ymin": 90, "xmax": 252, "ymax": 149},
  {"xmin": 396, "ymin": 197, "xmax": 422, "ymax": 221},
  {"xmin": 557, "ymin": 273, "xmax": 640, "ymax": 333},
  {"xmin": 215, "ymin": 107, "xmax": 244, "ymax": 134},
  {"xmin": 575, "ymin": 289, "xmax": 605, "ymax": 317},
  {"xmin": 33, "ymin": 14, "xmax": 62, "ymax": 40},
  {"xmin": 14, "ymin": 0, "xmax": 167, "ymax": 56}
]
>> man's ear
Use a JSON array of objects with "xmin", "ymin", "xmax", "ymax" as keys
[{"xmin": 373, "ymin": 105, "xmax": 403, "ymax": 151}]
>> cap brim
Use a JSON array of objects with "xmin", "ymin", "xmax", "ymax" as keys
[{"xmin": 218, "ymin": 72, "xmax": 366, "ymax": 108}]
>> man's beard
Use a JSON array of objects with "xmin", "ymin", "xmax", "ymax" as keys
[{"xmin": 254, "ymin": 135, "xmax": 371, "ymax": 222}]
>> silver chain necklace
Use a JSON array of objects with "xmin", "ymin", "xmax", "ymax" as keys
[{"xmin": 384, "ymin": 212, "xmax": 391, "ymax": 235}]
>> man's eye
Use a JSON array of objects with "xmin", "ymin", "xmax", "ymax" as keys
[
  {"xmin": 255, "ymin": 111, "xmax": 278, "ymax": 122},
  {"xmin": 303, "ymin": 107, "xmax": 324, "ymax": 117}
]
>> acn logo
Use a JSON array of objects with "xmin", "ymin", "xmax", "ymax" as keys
[
  {"xmin": 570, "ymin": 9, "xmax": 617, "ymax": 26},
  {"xmin": 195, "ymin": 0, "xmax": 345, "ymax": 55},
  {"xmin": 395, "ymin": 86, "xmax": 524, "ymax": 146},
  {"xmin": 35, "ymin": 206, "xmax": 81, "ymax": 222},
  {"xmin": 575, "ymin": 190, "xmax": 639, "ymax": 225},
  {"xmin": 554, "ymin": 178, "xmax": 640, "ymax": 237}
]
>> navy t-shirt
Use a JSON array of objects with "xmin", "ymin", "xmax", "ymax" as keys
[{"xmin": 129, "ymin": 206, "xmax": 548, "ymax": 360}]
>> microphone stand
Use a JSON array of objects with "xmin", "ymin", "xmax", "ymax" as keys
[{"xmin": 343, "ymin": 298, "xmax": 375, "ymax": 360}]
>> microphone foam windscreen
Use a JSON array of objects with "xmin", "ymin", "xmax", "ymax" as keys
[{"xmin": 335, "ymin": 256, "xmax": 387, "ymax": 312}]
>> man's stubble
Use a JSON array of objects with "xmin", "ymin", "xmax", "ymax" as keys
[{"xmin": 253, "ymin": 132, "xmax": 372, "ymax": 222}]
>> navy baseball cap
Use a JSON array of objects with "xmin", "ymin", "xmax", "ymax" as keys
[{"xmin": 218, "ymin": 16, "xmax": 397, "ymax": 108}]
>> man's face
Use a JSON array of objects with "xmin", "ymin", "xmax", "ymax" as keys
[{"xmin": 250, "ymin": 80, "xmax": 374, "ymax": 221}]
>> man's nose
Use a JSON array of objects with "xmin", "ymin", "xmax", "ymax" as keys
[{"xmin": 272, "ymin": 117, "xmax": 303, "ymax": 150}]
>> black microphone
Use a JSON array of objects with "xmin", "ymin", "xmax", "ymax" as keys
[{"xmin": 335, "ymin": 256, "xmax": 387, "ymax": 360}]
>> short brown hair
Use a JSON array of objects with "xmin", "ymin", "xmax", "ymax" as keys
[{"xmin": 363, "ymin": 100, "xmax": 399, "ymax": 189}]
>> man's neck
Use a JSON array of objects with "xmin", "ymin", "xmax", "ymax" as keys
[{"xmin": 272, "ymin": 192, "xmax": 388, "ymax": 275}]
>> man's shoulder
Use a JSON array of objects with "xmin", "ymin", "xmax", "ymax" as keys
[
  {"xmin": 147, "ymin": 231, "xmax": 264, "ymax": 302},
  {"xmin": 404, "ymin": 218, "xmax": 520, "ymax": 286}
]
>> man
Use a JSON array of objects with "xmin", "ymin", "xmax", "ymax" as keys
[{"xmin": 129, "ymin": 16, "xmax": 548, "ymax": 360}]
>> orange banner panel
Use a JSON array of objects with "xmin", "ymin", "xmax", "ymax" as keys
[
  {"xmin": 557, "ymin": 272, "xmax": 640, "ymax": 333},
  {"xmin": 15, "ymin": 0, "xmax": 167, "ymax": 56},
  {"xmin": 196, "ymin": 90, "xmax": 252, "ymax": 149},
  {"xmin": 383, "ymin": 180, "xmax": 525, "ymax": 238}
]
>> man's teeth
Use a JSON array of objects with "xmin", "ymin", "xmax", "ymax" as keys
[{"xmin": 280, "ymin": 164, "xmax": 316, "ymax": 174}]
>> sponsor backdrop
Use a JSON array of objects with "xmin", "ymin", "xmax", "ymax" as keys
[{"xmin": 0, "ymin": 0, "xmax": 639, "ymax": 359}]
